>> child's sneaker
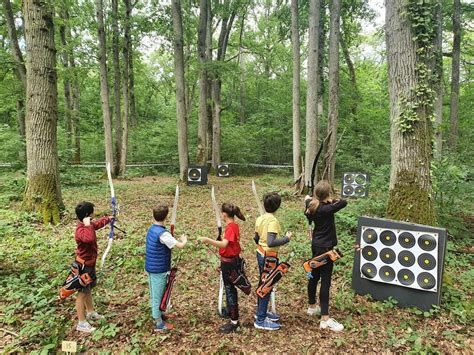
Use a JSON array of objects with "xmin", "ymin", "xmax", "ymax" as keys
[
  {"xmin": 76, "ymin": 321, "xmax": 96, "ymax": 333},
  {"xmin": 254, "ymin": 318, "xmax": 281, "ymax": 331},
  {"xmin": 154, "ymin": 321, "xmax": 174, "ymax": 332},
  {"xmin": 320, "ymin": 318, "xmax": 344, "ymax": 332},
  {"xmin": 254, "ymin": 312, "xmax": 280, "ymax": 322},
  {"xmin": 219, "ymin": 321, "xmax": 239, "ymax": 333},
  {"xmin": 86, "ymin": 311, "xmax": 104, "ymax": 320},
  {"xmin": 307, "ymin": 306, "xmax": 321, "ymax": 315}
]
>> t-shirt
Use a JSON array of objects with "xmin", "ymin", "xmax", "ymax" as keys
[
  {"xmin": 219, "ymin": 222, "xmax": 241, "ymax": 258},
  {"xmin": 305, "ymin": 198, "xmax": 347, "ymax": 247},
  {"xmin": 160, "ymin": 231, "xmax": 178, "ymax": 249},
  {"xmin": 255, "ymin": 213, "xmax": 282, "ymax": 253}
]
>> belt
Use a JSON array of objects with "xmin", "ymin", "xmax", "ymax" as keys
[
  {"xmin": 257, "ymin": 245, "xmax": 278, "ymax": 258},
  {"xmin": 221, "ymin": 255, "xmax": 239, "ymax": 263}
]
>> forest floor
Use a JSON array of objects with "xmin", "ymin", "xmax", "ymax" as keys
[{"xmin": 0, "ymin": 173, "xmax": 473, "ymax": 353}]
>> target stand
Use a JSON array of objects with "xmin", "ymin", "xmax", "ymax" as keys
[
  {"xmin": 352, "ymin": 216, "xmax": 447, "ymax": 311},
  {"xmin": 342, "ymin": 173, "xmax": 369, "ymax": 198}
]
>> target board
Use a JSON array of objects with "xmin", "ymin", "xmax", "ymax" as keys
[
  {"xmin": 217, "ymin": 164, "xmax": 230, "ymax": 177},
  {"xmin": 187, "ymin": 166, "xmax": 208, "ymax": 185},
  {"xmin": 352, "ymin": 216, "xmax": 447, "ymax": 311},
  {"xmin": 342, "ymin": 173, "xmax": 369, "ymax": 198}
]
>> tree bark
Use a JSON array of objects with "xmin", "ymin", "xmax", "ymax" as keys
[
  {"xmin": 206, "ymin": 2, "xmax": 213, "ymax": 164},
  {"xmin": 448, "ymin": 0, "xmax": 461, "ymax": 150},
  {"xmin": 95, "ymin": 0, "xmax": 114, "ymax": 171},
  {"xmin": 120, "ymin": 0, "xmax": 131, "ymax": 175},
  {"xmin": 172, "ymin": 0, "xmax": 189, "ymax": 180},
  {"xmin": 385, "ymin": 0, "xmax": 436, "ymax": 225},
  {"xmin": 196, "ymin": 0, "xmax": 208, "ymax": 165},
  {"xmin": 317, "ymin": 0, "xmax": 326, "ymax": 142},
  {"xmin": 238, "ymin": 12, "xmax": 246, "ymax": 125},
  {"xmin": 3, "ymin": 0, "xmax": 26, "ymax": 138},
  {"xmin": 340, "ymin": 34, "xmax": 358, "ymax": 117},
  {"xmin": 59, "ymin": 9, "xmax": 73, "ymax": 155},
  {"xmin": 291, "ymin": 0, "xmax": 301, "ymax": 181},
  {"xmin": 69, "ymin": 38, "xmax": 81, "ymax": 164},
  {"xmin": 304, "ymin": 0, "xmax": 321, "ymax": 187},
  {"xmin": 434, "ymin": 0, "xmax": 443, "ymax": 159},
  {"xmin": 323, "ymin": 0, "xmax": 341, "ymax": 186},
  {"xmin": 111, "ymin": 0, "xmax": 122, "ymax": 175},
  {"xmin": 129, "ymin": 38, "xmax": 137, "ymax": 127},
  {"xmin": 23, "ymin": 0, "xmax": 63, "ymax": 224}
]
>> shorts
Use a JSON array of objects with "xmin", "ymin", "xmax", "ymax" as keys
[{"xmin": 78, "ymin": 265, "xmax": 97, "ymax": 292}]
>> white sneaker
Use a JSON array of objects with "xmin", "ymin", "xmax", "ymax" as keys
[
  {"xmin": 86, "ymin": 311, "xmax": 104, "ymax": 320},
  {"xmin": 307, "ymin": 306, "xmax": 321, "ymax": 315},
  {"xmin": 320, "ymin": 318, "xmax": 344, "ymax": 332},
  {"xmin": 76, "ymin": 321, "xmax": 96, "ymax": 333}
]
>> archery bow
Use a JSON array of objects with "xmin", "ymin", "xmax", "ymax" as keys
[
  {"xmin": 170, "ymin": 185, "xmax": 179, "ymax": 236},
  {"xmin": 100, "ymin": 162, "xmax": 117, "ymax": 269}
]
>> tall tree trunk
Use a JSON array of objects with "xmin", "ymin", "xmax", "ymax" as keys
[
  {"xmin": 323, "ymin": 0, "xmax": 341, "ymax": 186},
  {"xmin": 434, "ymin": 0, "xmax": 443, "ymax": 159},
  {"xmin": 385, "ymin": 0, "xmax": 436, "ymax": 225},
  {"xmin": 23, "ymin": 0, "xmax": 62, "ymax": 224},
  {"xmin": 238, "ymin": 12, "xmax": 246, "ymax": 125},
  {"xmin": 3, "ymin": 0, "xmax": 26, "ymax": 140},
  {"xmin": 291, "ymin": 0, "xmax": 301, "ymax": 181},
  {"xmin": 196, "ymin": 0, "xmax": 208, "ymax": 165},
  {"xmin": 172, "ymin": 0, "xmax": 189, "ymax": 180},
  {"xmin": 59, "ymin": 10, "xmax": 73, "ymax": 156},
  {"xmin": 317, "ymin": 0, "xmax": 326, "ymax": 141},
  {"xmin": 69, "ymin": 37, "xmax": 81, "ymax": 164},
  {"xmin": 448, "ymin": 0, "xmax": 461, "ymax": 150},
  {"xmin": 95, "ymin": 0, "xmax": 114, "ymax": 170},
  {"xmin": 120, "ymin": 0, "xmax": 131, "ymax": 175},
  {"xmin": 304, "ymin": 0, "xmax": 321, "ymax": 187},
  {"xmin": 206, "ymin": 2, "xmax": 213, "ymax": 164},
  {"xmin": 129, "ymin": 41, "xmax": 137, "ymax": 127},
  {"xmin": 340, "ymin": 34, "xmax": 358, "ymax": 117},
  {"xmin": 112, "ymin": 0, "xmax": 122, "ymax": 175}
]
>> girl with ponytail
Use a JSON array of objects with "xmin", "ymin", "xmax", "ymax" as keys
[{"xmin": 199, "ymin": 203, "xmax": 249, "ymax": 333}]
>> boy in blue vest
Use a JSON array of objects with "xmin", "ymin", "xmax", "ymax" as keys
[{"xmin": 145, "ymin": 203, "xmax": 187, "ymax": 332}]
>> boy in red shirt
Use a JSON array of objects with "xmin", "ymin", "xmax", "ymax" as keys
[
  {"xmin": 199, "ymin": 203, "xmax": 248, "ymax": 333},
  {"xmin": 74, "ymin": 202, "xmax": 111, "ymax": 333}
]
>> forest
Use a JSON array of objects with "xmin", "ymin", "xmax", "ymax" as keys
[{"xmin": 0, "ymin": 0, "xmax": 473, "ymax": 353}]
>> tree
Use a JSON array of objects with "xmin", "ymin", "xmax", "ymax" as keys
[
  {"xmin": 434, "ymin": 0, "xmax": 443, "ymax": 158},
  {"xmin": 3, "ymin": 0, "xmax": 26, "ymax": 138},
  {"xmin": 23, "ymin": 0, "xmax": 62, "ymax": 224},
  {"xmin": 322, "ymin": 0, "xmax": 341, "ymax": 186},
  {"xmin": 385, "ymin": 0, "xmax": 437, "ymax": 225},
  {"xmin": 95, "ymin": 0, "xmax": 114, "ymax": 171},
  {"xmin": 111, "ymin": 0, "xmax": 123, "ymax": 175},
  {"xmin": 291, "ymin": 0, "xmax": 301, "ymax": 181},
  {"xmin": 304, "ymin": 0, "xmax": 321, "ymax": 187},
  {"xmin": 172, "ymin": 0, "xmax": 189, "ymax": 180},
  {"xmin": 196, "ymin": 0, "xmax": 208, "ymax": 165},
  {"xmin": 449, "ymin": 0, "xmax": 461, "ymax": 150}
]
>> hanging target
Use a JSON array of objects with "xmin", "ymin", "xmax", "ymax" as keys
[
  {"xmin": 341, "ymin": 172, "xmax": 369, "ymax": 198},
  {"xmin": 187, "ymin": 166, "xmax": 208, "ymax": 185},
  {"xmin": 217, "ymin": 164, "xmax": 230, "ymax": 177},
  {"xmin": 352, "ymin": 216, "xmax": 447, "ymax": 311}
]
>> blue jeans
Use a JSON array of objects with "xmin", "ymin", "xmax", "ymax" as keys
[
  {"xmin": 256, "ymin": 252, "xmax": 272, "ymax": 322},
  {"xmin": 148, "ymin": 272, "xmax": 168, "ymax": 323}
]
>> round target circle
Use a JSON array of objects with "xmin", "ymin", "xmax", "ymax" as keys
[
  {"xmin": 417, "ymin": 272, "xmax": 436, "ymax": 290},
  {"xmin": 343, "ymin": 185, "xmax": 354, "ymax": 196},
  {"xmin": 362, "ymin": 228, "xmax": 378, "ymax": 244},
  {"xmin": 355, "ymin": 186, "xmax": 366, "ymax": 196},
  {"xmin": 361, "ymin": 263, "xmax": 377, "ymax": 279},
  {"xmin": 397, "ymin": 269, "xmax": 415, "ymax": 286},
  {"xmin": 217, "ymin": 165, "xmax": 229, "ymax": 176},
  {"xmin": 398, "ymin": 250, "xmax": 415, "ymax": 267},
  {"xmin": 379, "ymin": 266, "xmax": 396, "ymax": 282},
  {"xmin": 361, "ymin": 246, "xmax": 378, "ymax": 261},
  {"xmin": 418, "ymin": 234, "xmax": 437, "ymax": 251},
  {"xmin": 417, "ymin": 253, "xmax": 436, "ymax": 270},
  {"xmin": 380, "ymin": 248, "xmax": 396, "ymax": 264},
  {"xmin": 380, "ymin": 230, "xmax": 396, "ymax": 246},
  {"xmin": 188, "ymin": 168, "xmax": 201, "ymax": 181},
  {"xmin": 344, "ymin": 173, "xmax": 355, "ymax": 184},
  {"xmin": 398, "ymin": 232, "xmax": 416, "ymax": 248},
  {"xmin": 355, "ymin": 174, "xmax": 367, "ymax": 185}
]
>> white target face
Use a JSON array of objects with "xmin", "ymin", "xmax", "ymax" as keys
[
  {"xmin": 360, "ymin": 226, "xmax": 438, "ymax": 292},
  {"xmin": 342, "ymin": 173, "xmax": 368, "ymax": 197}
]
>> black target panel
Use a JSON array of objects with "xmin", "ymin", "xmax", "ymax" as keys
[
  {"xmin": 341, "ymin": 172, "xmax": 369, "ymax": 198},
  {"xmin": 187, "ymin": 166, "xmax": 208, "ymax": 185},
  {"xmin": 353, "ymin": 217, "xmax": 447, "ymax": 311},
  {"xmin": 217, "ymin": 164, "xmax": 230, "ymax": 177}
]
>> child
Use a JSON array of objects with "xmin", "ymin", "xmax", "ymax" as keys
[
  {"xmin": 74, "ymin": 201, "xmax": 111, "ymax": 333},
  {"xmin": 254, "ymin": 192, "xmax": 292, "ymax": 331},
  {"xmin": 304, "ymin": 180, "xmax": 347, "ymax": 332},
  {"xmin": 199, "ymin": 203, "xmax": 248, "ymax": 333},
  {"xmin": 145, "ymin": 202, "xmax": 187, "ymax": 332}
]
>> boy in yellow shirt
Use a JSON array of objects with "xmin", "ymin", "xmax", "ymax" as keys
[{"xmin": 254, "ymin": 192, "xmax": 292, "ymax": 330}]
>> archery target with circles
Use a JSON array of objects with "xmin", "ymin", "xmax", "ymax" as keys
[
  {"xmin": 187, "ymin": 166, "xmax": 208, "ymax": 185},
  {"xmin": 342, "ymin": 173, "xmax": 369, "ymax": 197},
  {"xmin": 359, "ymin": 226, "xmax": 439, "ymax": 292},
  {"xmin": 217, "ymin": 164, "xmax": 230, "ymax": 177}
]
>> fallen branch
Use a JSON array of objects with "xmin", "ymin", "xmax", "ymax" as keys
[{"xmin": 1, "ymin": 328, "xmax": 19, "ymax": 337}]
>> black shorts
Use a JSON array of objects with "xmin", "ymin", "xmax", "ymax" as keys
[{"xmin": 78, "ymin": 265, "xmax": 97, "ymax": 292}]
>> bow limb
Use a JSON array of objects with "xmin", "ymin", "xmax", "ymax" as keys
[
  {"xmin": 101, "ymin": 162, "xmax": 116, "ymax": 269},
  {"xmin": 251, "ymin": 180, "xmax": 264, "ymax": 216},
  {"xmin": 211, "ymin": 186, "xmax": 222, "ymax": 240},
  {"xmin": 170, "ymin": 185, "xmax": 179, "ymax": 236}
]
